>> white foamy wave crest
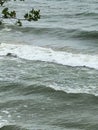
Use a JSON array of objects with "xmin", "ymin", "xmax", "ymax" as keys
[
  {"xmin": 0, "ymin": 43, "xmax": 98, "ymax": 70},
  {"xmin": 0, "ymin": 116, "xmax": 8, "ymax": 128}
]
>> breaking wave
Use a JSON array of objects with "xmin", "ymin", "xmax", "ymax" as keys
[{"xmin": 0, "ymin": 43, "xmax": 98, "ymax": 70}]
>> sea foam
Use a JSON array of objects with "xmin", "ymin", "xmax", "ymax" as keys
[{"xmin": 0, "ymin": 43, "xmax": 98, "ymax": 70}]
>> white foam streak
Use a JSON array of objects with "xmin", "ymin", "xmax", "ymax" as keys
[
  {"xmin": 0, "ymin": 118, "xmax": 8, "ymax": 128},
  {"xmin": 0, "ymin": 43, "xmax": 98, "ymax": 70}
]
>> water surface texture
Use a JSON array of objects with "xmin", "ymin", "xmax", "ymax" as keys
[{"xmin": 0, "ymin": 0, "xmax": 98, "ymax": 130}]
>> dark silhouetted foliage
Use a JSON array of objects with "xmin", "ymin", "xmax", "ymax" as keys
[{"xmin": 0, "ymin": 0, "xmax": 40, "ymax": 26}]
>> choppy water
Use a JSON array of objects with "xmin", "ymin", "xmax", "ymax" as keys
[{"xmin": 0, "ymin": 0, "xmax": 98, "ymax": 130}]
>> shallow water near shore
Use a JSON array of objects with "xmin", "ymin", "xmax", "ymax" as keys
[{"xmin": 0, "ymin": 0, "xmax": 98, "ymax": 130}]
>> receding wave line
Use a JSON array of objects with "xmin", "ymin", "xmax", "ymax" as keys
[{"xmin": 0, "ymin": 43, "xmax": 98, "ymax": 70}]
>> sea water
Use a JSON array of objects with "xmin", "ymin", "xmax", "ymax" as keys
[{"xmin": 0, "ymin": 0, "xmax": 98, "ymax": 130}]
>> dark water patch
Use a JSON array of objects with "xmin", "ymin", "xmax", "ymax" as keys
[
  {"xmin": 43, "ymin": 11, "xmax": 98, "ymax": 20},
  {"xmin": 86, "ymin": 124, "xmax": 98, "ymax": 130},
  {"xmin": 5, "ymin": 82, "xmax": 98, "ymax": 104},
  {"xmin": 0, "ymin": 24, "xmax": 76, "ymax": 39},
  {"xmin": 0, "ymin": 83, "xmax": 17, "ymax": 93},
  {"xmin": 17, "ymin": 84, "xmax": 59, "ymax": 95},
  {"xmin": 72, "ymin": 30, "xmax": 98, "ymax": 40},
  {"xmin": 75, "ymin": 12, "xmax": 98, "ymax": 18},
  {"xmin": 6, "ymin": 25, "xmax": 98, "ymax": 40},
  {"xmin": 0, "ymin": 24, "xmax": 6, "ymax": 29},
  {"xmin": 1, "ymin": 81, "xmax": 98, "ymax": 108},
  {"xmin": 0, "ymin": 99, "xmax": 28, "ymax": 109},
  {"xmin": 0, "ymin": 125, "xmax": 27, "ymax": 130},
  {"xmin": 0, "ymin": 83, "xmax": 98, "ymax": 130},
  {"xmin": 52, "ymin": 122, "xmax": 98, "ymax": 130},
  {"xmin": 1, "ymin": 24, "xmax": 98, "ymax": 44}
]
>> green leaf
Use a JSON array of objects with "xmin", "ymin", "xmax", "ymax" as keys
[
  {"xmin": 24, "ymin": 13, "xmax": 28, "ymax": 19},
  {"xmin": 0, "ymin": 0, "xmax": 40, "ymax": 26},
  {"xmin": 10, "ymin": 11, "xmax": 16, "ymax": 18},
  {"xmin": 2, "ymin": 7, "xmax": 8, "ymax": 14}
]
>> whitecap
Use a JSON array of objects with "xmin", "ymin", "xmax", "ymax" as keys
[{"xmin": 0, "ymin": 43, "xmax": 98, "ymax": 70}]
